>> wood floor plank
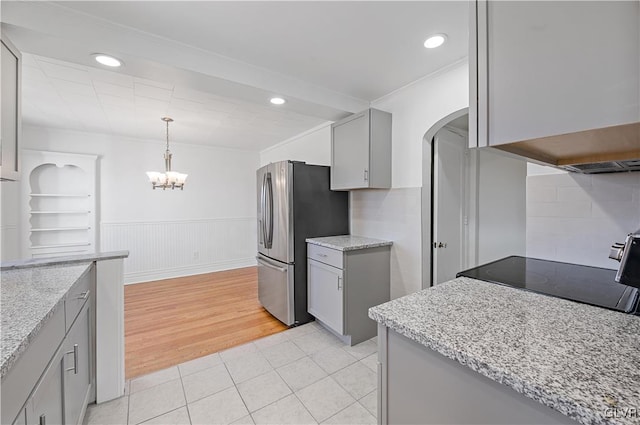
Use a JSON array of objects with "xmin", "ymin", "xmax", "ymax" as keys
[{"xmin": 124, "ymin": 266, "xmax": 288, "ymax": 379}]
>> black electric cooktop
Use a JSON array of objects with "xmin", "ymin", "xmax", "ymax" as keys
[{"xmin": 457, "ymin": 256, "xmax": 639, "ymax": 314}]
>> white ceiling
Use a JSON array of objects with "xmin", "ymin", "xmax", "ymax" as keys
[
  {"xmin": 2, "ymin": 1, "xmax": 469, "ymax": 151},
  {"xmin": 21, "ymin": 53, "xmax": 327, "ymax": 149}
]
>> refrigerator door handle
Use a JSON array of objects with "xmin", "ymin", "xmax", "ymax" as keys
[
  {"xmin": 265, "ymin": 172, "xmax": 274, "ymax": 248},
  {"xmin": 260, "ymin": 173, "xmax": 267, "ymax": 246},
  {"xmin": 256, "ymin": 256, "xmax": 287, "ymax": 272}
]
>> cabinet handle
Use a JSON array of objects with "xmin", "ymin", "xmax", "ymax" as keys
[
  {"xmin": 75, "ymin": 290, "xmax": 90, "ymax": 300},
  {"xmin": 337, "ymin": 276, "xmax": 342, "ymax": 290},
  {"xmin": 66, "ymin": 344, "xmax": 79, "ymax": 374},
  {"xmin": 364, "ymin": 169, "xmax": 369, "ymax": 181},
  {"xmin": 39, "ymin": 415, "xmax": 46, "ymax": 425},
  {"xmin": 317, "ymin": 253, "xmax": 328, "ymax": 258}
]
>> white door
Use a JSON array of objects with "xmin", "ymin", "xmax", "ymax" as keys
[{"xmin": 433, "ymin": 128, "xmax": 467, "ymax": 284}]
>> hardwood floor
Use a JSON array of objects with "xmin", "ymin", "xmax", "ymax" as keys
[{"xmin": 124, "ymin": 266, "xmax": 288, "ymax": 379}]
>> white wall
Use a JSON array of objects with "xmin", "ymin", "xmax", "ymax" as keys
[
  {"xmin": 20, "ymin": 125, "xmax": 259, "ymax": 283},
  {"xmin": 526, "ymin": 167, "xmax": 640, "ymax": 269},
  {"xmin": 476, "ymin": 148, "xmax": 527, "ymax": 264},
  {"xmin": 260, "ymin": 60, "xmax": 469, "ymax": 298},
  {"xmin": 260, "ymin": 123, "xmax": 332, "ymax": 167},
  {"xmin": 372, "ymin": 59, "xmax": 469, "ymax": 188},
  {"xmin": 351, "ymin": 188, "xmax": 421, "ymax": 300}
]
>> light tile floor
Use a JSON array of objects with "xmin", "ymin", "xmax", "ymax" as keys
[{"xmin": 84, "ymin": 322, "xmax": 378, "ymax": 425}]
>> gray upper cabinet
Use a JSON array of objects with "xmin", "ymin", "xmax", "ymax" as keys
[
  {"xmin": 331, "ymin": 108, "xmax": 391, "ymax": 190},
  {"xmin": 470, "ymin": 1, "xmax": 640, "ymax": 148},
  {"xmin": 1, "ymin": 33, "xmax": 21, "ymax": 181}
]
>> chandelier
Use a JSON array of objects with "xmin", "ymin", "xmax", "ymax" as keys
[{"xmin": 146, "ymin": 117, "xmax": 188, "ymax": 190}]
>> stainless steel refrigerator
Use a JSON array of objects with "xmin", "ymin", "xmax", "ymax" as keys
[{"xmin": 257, "ymin": 160, "xmax": 349, "ymax": 326}]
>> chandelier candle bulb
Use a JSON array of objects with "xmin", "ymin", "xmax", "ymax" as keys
[{"xmin": 146, "ymin": 117, "xmax": 187, "ymax": 190}]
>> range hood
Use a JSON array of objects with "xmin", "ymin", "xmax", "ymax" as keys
[{"xmin": 493, "ymin": 122, "xmax": 640, "ymax": 174}]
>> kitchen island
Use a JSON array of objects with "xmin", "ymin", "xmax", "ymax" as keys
[
  {"xmin": 1, "ymin": 251, "xmax": 128, "ymax": 425},
  {"xmin": 369, "ymin": 277, "xmax": 640, "ymax": 425}
]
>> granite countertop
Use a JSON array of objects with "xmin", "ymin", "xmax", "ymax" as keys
[
  {"xmin": 369, "ymin": 277, "xmax": 640, "ymax": 425},
  {"xmin": 1, "ymin": 250, "xmax": 129, "ymax": 270},
  {"xmin": 306, "ymin": 235, "xmax": 393, "ymax": 252},
  {"xmin": 1, "ymin": 262, "xmax": 92, "ymax": 379}
]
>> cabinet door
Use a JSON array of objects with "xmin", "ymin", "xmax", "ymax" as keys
[
  {"xmin": 63, "ymin": 301, "xmax": 92, "ymax": 425},
  {"xmin": 307, "ymin": 259, "xmax": 344, "ymax": 334},
  {"xmin": 472, "ymin": 1, "xmax": 639, "ymax": 147},
  {"xmin": 331, "ymin": 111, "xmax": 370, "ymax": 190},
  {"xmin": 0, "ymin": 35, "xmax": 21, "ymax": 181},
  {"xmin": 11, "ymin": 409, "xmax": 26, "ymax": 425},
  {"xmin": 29, "ymin": 349, "xmax": 65, "ymax": 425}
]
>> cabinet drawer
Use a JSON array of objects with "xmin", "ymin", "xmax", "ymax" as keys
[
  {"xmin": 307, "ymin": 244, "xmax": 343, "ymax": 269},
  {"xmin": 65, "ymin": 265, "xmax": 93, "ymax": 331}
]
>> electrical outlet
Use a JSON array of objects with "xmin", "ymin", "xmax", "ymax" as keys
[{"xmin": 193, "ymin": 251, "xmax": 199, "ymax": 260}]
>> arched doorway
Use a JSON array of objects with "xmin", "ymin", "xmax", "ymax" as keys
[
  {"xmin": 420, "ymin": 108, "xmax": 469, "ymax": 289},
  {"xmin": 421, "ymin": 108, "xmax": 528, "ymax": 289}
]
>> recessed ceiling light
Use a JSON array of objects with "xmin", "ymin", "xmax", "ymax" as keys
[
  {"xmin": 270, "ymin": 97, "xmax": 286, "ymax": 105},
  {"xmin": 424, "ymin": 34, "xmax": 447, "ymax": 49},
  {"xmin": 94, "ymin": 54, "xmax": 123, "ymax": 67}
]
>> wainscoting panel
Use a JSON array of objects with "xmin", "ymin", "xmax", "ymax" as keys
[{"xmin": 101, "ymin": 218, "xmax": 257, "ymax": 284}]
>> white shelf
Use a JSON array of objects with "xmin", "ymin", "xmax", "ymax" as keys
[
  {"xmin": 31, "ymin": 242, "xmax": 92, "ymax": 249},
  {"xmin": 31, "ymin": 227, "xmax": 91, "ymax": 232},
  {"xmin": 30, "ymin": 193, "xmax": 90, "ymax": 198},
  {"xmin": 30, "ymin": 211, "xmax": 91, "ymax": 214}
]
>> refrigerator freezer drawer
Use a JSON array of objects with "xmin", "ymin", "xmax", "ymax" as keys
[{"xmin": 257, "ymin": 255, "xmax": 295, "ymax": 326}]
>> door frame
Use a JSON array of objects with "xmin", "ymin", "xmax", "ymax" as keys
[
  {"xmin": 432, "ymin": 126, "xmax": 471, "ymax": 285},
  {"xmin": 421, "ymin": 108, "xmax": 472, "ymax": 289}
]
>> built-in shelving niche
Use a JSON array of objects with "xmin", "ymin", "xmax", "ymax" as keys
[{"xmin": 21, "ymin": 150, "xmax": 97, "ymax": 258}]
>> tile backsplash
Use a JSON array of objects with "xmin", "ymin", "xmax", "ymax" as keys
[
  {"xmin": 350, "ymin": 188, "xmax": 422, "ymax": 299},
  {"xmin": 526, "ymin": 172, "xmax": 640, "ymax": 269}
]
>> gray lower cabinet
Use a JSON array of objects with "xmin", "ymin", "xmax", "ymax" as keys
[
  {"xmin": 307, "ymin": 259, "xmax": 344, "ymax": 334},
  {"xmin": 2, "ymin": 265, "xmax": 95, "ymax": 425},
  {"xmin": 11, "ymin": 409, "xmax": 26, "ymax": 425},
  {"xmin": 377, "ymin": 325, "xmax": 576, "ymax": 425},
  {"xmin": 307, "ymin": 243, "xmax": 390, "ymax": 345},
  {"xmin": 28, "ymin": 348, "xmax": 65, "ymax": 425},
  {"xmin": 63, "ymin": 301, "xmax": 92, "ymax": 425}
]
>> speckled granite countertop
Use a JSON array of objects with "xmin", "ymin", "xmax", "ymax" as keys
[
  {"xmin": 369, "ymin": 277, "xmax": 640, "ymax": 425},
  {"xmin": 1, "ymin": 250, "xmax": 128, "ymax": 270},
  {"xmin": 306, "ymin": 235, "xmax": 392, "ymax": 252},
  {"xmin": 1, "ymin": 262, "xmax": 92, "ymax": 379}
]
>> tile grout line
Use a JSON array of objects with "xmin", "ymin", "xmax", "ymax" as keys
[
  {"xmin": 177, "ymin": 366, "xmax": 193, "ymax": 425},
  {"xmin": 290, "ymin": 391, "xmax": 319, "ymax": 425},
  {"xmin": 126, "ymin": 384, "xmax": 131, "ymax": 425},
  {"xmin": 222, "ymin": 361, "xmax": 253, "ymax": 422}
]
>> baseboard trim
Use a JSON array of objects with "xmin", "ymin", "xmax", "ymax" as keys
[{"xmin": 124, "ymin": 257, "xmax": 257, "ymax": 285}]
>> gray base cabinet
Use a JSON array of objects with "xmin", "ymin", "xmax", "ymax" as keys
[
  {"xmin": 63, "ymin": 301, "xmax": 92, "ymax": 425},
  {"xmin": 331, "ymin": 108, "xmax": 391, "ymax": 190},
  {"xmin": 307, "ymin": 244, "xmax": 390, "ymax": 345},
  {"xmin": 28, "ymin": 349, "xmax": 65, "ymax": 425},
  {"xmin": 377, "ymin": 325, "xmax": 576, "ymax": 424},
  {"xmin": 2, "ymin": 265, "xmax": 95, "ymax": 425}
]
